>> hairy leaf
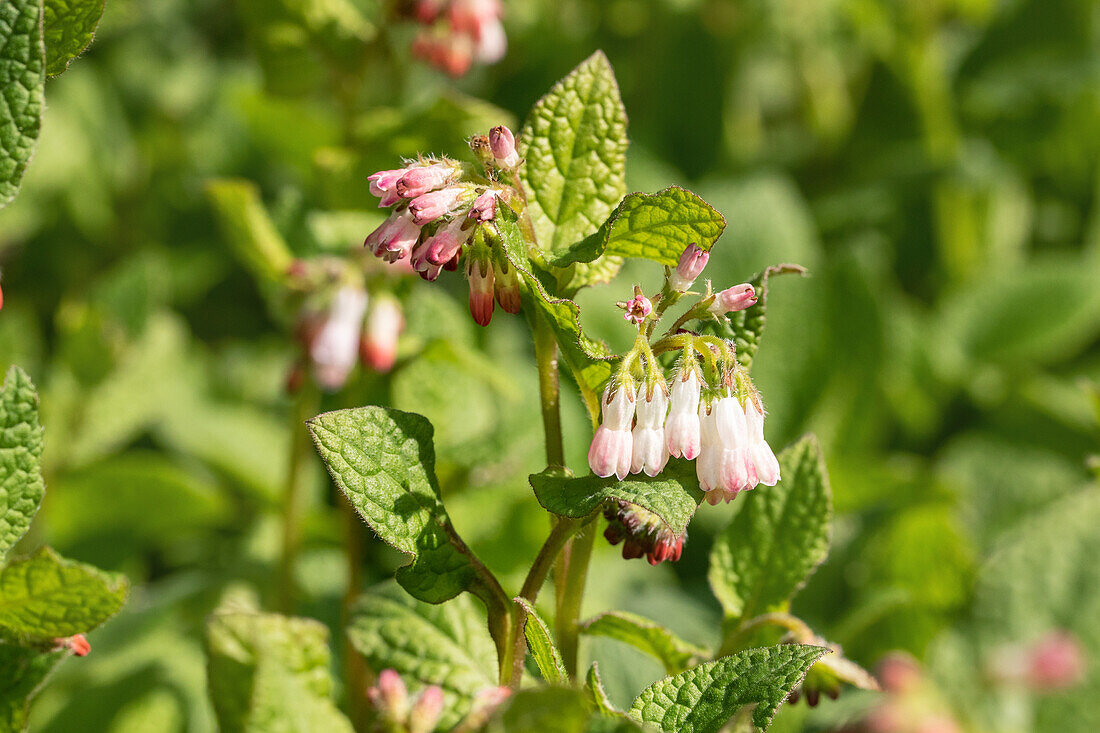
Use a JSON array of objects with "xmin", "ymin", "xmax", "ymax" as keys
[
  {"xmin": 700, "ymin": 265, "xmax": 805, "ymax": 373},
  {"xmin": 708, "ymin": 436, "xmax": 831, "ymax": 624},
  {"xmin": 0, "ymin": 0, "xmax": 45, "ymax": 208},
  {"xmin": 552, "ymin": 187, "xmax": 726, "ymax": 268},
  {"xmin": 519, "ymin": 51, "xmax": 628, "ymax": 254},
  {"xmin": 586, "ymin": 663, "xmax": 621, "ymax": 716},
  {"xmin": 514, "ymin": 598, "xmax": 567, "ymax": 684},
  {"xmin": 43, "ymin": 0, "xmax": 106, "ymax": 76},
  {"xmin": 580, "ymin": 612, "xmax": 708, "ymax": 674},
  {"xmin": 0, "ymin": 367, "xmax": 43, "ymax": 560},
  {"xmin": 347, "ymin": 583, "xmax": 497, "ymax": 730},
  {"xmin": 0, "ymin": 644, "xmax": 64, "ymax": 732},
  {"xmin": 530, "ymin": 459, "xmax": 703, "ymax": 537},
  {"xmin": 629, "ymin": 645, "xmax": 828, "ymax": 732},
  {"xmin": 0, "ymin": 547, "xmax": 127, "ymax": 639},
  {"xmin": 206, "ymin": 609, "xmax": 353, "ymax": 733}
]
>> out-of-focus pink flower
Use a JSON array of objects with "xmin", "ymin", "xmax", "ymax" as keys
[
  {"xmin": 877, "ymin": 652, "xmax": 923, "ymax": 694},
  {"xmin": 310, "ymin": 286, "xmax": 369, "ymax": 390},
  {"xmin": 669, "ymin": 243, "xmax": 709, "ymax": 291},
  {"xmin": 367, "ymin": 669, "xmax": 409, "ymax": 720},
  {"xmin": 361, "ymin": 296, "xmax": 404, "ymax": 372},
  {"xmin": 408, "ymin": 685, "xmax": 445, "ymax": 733},
  {"xmin": 1026, "ymin": 631, "xmax": 1086, "ymax": 691},
  {"xmin": 709, "ymin": 283, "xmax": 757, "ymax": 314},
  {"xmin": 53, "ymin": 634, "xmax": 90, "ymax": 657}
]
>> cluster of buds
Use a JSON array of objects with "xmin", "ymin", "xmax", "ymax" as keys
[
  {"xmin": 288, "ymin": 259, "xmax": 405, "ymax": 391},
  {"xmin": 409, "ymin": 0, "xmax": 506, "ymax": 77},
  {"xmin": 364, "ymin": 126, "xmax": 523, "ymax": 327},
  {"xmin": 588, "ymin": 245, "xmax": 776, "ymax": 507},
  {"xmin": 602, "ymin": 501, "xmax": 685, "ymax": 565}
]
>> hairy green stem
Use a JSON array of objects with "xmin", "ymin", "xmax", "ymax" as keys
[
  {"xmin": 555, "ymin": 519, "xmax": 596, "ymax": 676},
  {"xmin": 533, "ymin": 314, "xmax": 565, "ymax": 468}
]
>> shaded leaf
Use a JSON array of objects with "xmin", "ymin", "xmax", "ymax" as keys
[
  {"xmin": 514, "ymin": 598, "xmax": 567, "ymax": 684},
  {"xmin": 0, "ymin": 367, "xmax": 43, "ymax": 560},
  {"xmin": 0, "ymin": 0, "xmax": 45, "ymax": 208},
  {"xmin": 0, "ymin": 644, "xmax": 64, "ymax": 732},
  {"xmin": 42, "ymin": 0, "xmax": 106, "ymax": 76},
  {"xmin": 586, "ymin": 663, "xmax": 621, "ymax": 716},
  {"xmin": 580, "ymin": 611, "xmax": 708, "ymax": 675}
]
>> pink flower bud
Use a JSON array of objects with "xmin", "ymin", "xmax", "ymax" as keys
[
  {"xmin": 409, "ymin": 186, "xmax": 467, "ymax": 225},
  {"xmin": 408, "ymin": 686, "xmax": 445, "ymax": 733},
  {"xmin": 415, "ymin": 0, "xmax": 443, "ymax": 23},
  {"xmin": 366, "ymin": 211, "xmax": 422, "ymax": 262},
  {"xmin": 310, "ymin": 286, "xmax": 369, "ymax": 390},
  {"xmin": 493, "ymin": 259, "xmax": 521, "ymax": 314},
  {"xmin": 709, "ymin": 283, "xmax": 757, "ymax": 314},
  {"xmin": 53, "ymin": 634, "xmax": 90, "ymax": 657},
  {"xmin": 624, "ymin": 294, "xmax": 652, "ymax": 325},
  {"xmin": 467, "ymin": 190, "xmax": 498, "ymax": 221},
  {"xmin": 1027, "ymin": 631, "xmax": 1085, "ymax": 691},
  {"xmin": 489, "ymin": 126, "xmax": 519, "ymax": 169},
  {"xmin": 368, "ymin": 167, "xmax": 411, "ymax": 207},
  {"xmin": 420, "ymin": 217, "xmax": 473, "ymax": 267},
  {"xmin": 396, "ymin": 162, "xmax": 457, "ymax": 199},
  {"xmin": 669, "ymin": 243, "xmax": 709, "ymax": 291},
  {"xmin": 877, "ymin": 652, "xmax": 922, "ymax": 694},
  {"xmin": 361, "ymin": 296, "xmax": 404, "ymax": 372},
  {"xmin": 467, "ymin": 258, "xmax": 495, "ymax": 327}
]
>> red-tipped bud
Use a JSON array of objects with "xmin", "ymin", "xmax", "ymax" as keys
[
  {"xmin": 602, "ymin": 501, "xmax": 686, "ymax": 566},
  {"xmin": 709, "ymin": 283, "xmax": 757, "ymax": 314},
  {"xmin": 493, "ymin": 259, "xmax": 521, "ymax": 314},
  {"xmin": 53, "ymin": 634, "xmax": 90, "ymax": 657},
  {"xmin": 669, "ymin": 243, "xmax": 709, "ymax": 291},
  {"xmin": 489, "ymin": 125, "xmax": 519, "ymax": 169},
  {"xmin": 467, "ymin": 258, "xmax": 495, "ymax": 327},
  {"xmin": 361, "ymin": 296, "xmax": 404, "ymax": 372}
]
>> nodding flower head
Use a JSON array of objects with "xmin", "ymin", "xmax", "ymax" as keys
[
  {"xmin": 419, "ymin": 216, "xmax": 473, "ymax": 267},
  {"xmin": 669, "ymin": 243, "xmax": 709, "ymax": 291},
  {"xmin": 624, "ymin": 294, "xmax": 652, "ymax": 326},
  {"xmin": 588, "ymin": 381, "xmax": 636, "ymax": 480},
  {"xmin": 744, "ymin": 395, "xmax": 780, "ymax": 487},
  {"xmin": 709, "ymin": 283, "xmax": 757, "ymax": 314},
  {"xmin": 489, "ymin": 125, "xmax": 520, "ymax": 169},
  {"xmin": 603, "ymin": 501, "xmax": 685, "ymax": 565}
]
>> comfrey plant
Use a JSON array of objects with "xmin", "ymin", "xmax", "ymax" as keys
[{"xmin": 298, "ymin": 53, "xmax": 880, "ymax": 731}]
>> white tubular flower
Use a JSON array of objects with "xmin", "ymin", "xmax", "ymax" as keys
[
  {"xmin": 666, "ymin": 366, "xmax": 702, "ymax": 459},
  {"xmin": 588, "ymin": 382, "xmax": 636, "ymax": 480},
  {"xmin": 696, "ymin": 401, "xmax": 721, "ymax": 493},
  {"xmin": 631, "ymin": 381, "xmax": 669, "ymax": 477},
  {"xmin": 710, "ymin": 393, "xmax": 752, "ymax": 503},
  {"xmin": 310, "ymin": 286, "xmax": 369, "ymax": 390},
  {"xmin": 744, "ymin": 397, "xmax": 780, "ymax": 486}
]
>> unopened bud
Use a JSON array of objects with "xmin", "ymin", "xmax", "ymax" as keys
[
  {"xmin": 669, "ymin": 243, "xmax": 709, "ymax": 291},
  {"xmin": 370, "ymin": 669, "xmax": 409, "ymax": 720},
  {"xmin": 708, "ymin": 283, "xmax": 757, "ymax": 314},
  {"xmin": 52, "ymin": 634, "xmax": 90, "ymax": 657},
  {"xmin": 493, "ymin": 259, "xmax": 521, "ymax": 314},
  {"xmin": 467, "ymin": 257, "xmax": 495, "ymax": 327},
  {"xmin": 489, "ymin": 126, "xmax": 519, "ymax": 169},
  {"xmin": 408, "ymin": 686, "xmax": 445, "ymax": 733},
  {"xmin": 467, "ymin": 190, "xmax": 498, "ymax": 222}
]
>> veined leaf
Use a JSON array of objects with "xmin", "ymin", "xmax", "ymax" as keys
[
  {"xmin": 628, "ymin": 645, "xmax": 828, "ymax": 733},
  {"xmin": 347, "ymin": 583, "xmax": 497, "ymax": 730},
  {"xmin": 580, "ymin": 611, "xmax": 708, "ymax": 675},
  {"xmin": 514, "ymin": 598, "xmax": 567, "ymax": 684},
  {"xmin": 708, "ymin": 436, "xmax": 831, "ymax": 624},
  {"xmin": 0, "ymin": 0, "xmax": 45, "ymax": 208},
  {"xmin": 0, "ymin": 367, "xmax": 44, "ymax": 560},
  {"xmin": 0, "ymin": 644, "xmax": 64, "ymax": 732},
  {"xmin": 43, "ymin": 0, "xmax": 106, "ymax": 76}
]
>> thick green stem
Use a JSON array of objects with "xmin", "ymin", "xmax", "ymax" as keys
[
  {"xmin": 533, "ymin": 314, "xmax": 565, "ymax": 468},
  {"xmin": 277, "ymin": 386, "xmax": 318, "ymax": 612},
  {"xmin": 555, "ymin": 520, "xmax": 596, "ymax": 676},
  {"xmin": 507, "ymin": 518, "xmax": 581, "ymax": 687}
]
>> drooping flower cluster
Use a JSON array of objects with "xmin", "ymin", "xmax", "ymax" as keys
[
  {"xmin": 287, "ymin": 259, "xmax": 405, "ymax": 392},
  {"xmin": 588, "ymin": 244, "xmax": 776, "ymax": 506},
  {"xmin": 364, "ymin": 126, "xmax": 523, "ymax": 327},
  {"xmin": 409, "ymin": 0, "xmax": 506, "ymax": 77},
  {"xmin": 603, "ymin": 500, "xmax": 684, "ymax": 565}
]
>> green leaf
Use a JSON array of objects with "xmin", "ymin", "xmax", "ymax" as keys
[
  {"xmin": 0, "ymin": 367, "xmax": 44, "ymax": 560},
  {"xmin": 519, "ymin": 51, "xmax": 629, "ymax": 254},
  {"xmin": 42, "ymin": 0, "xmax": 106, "ymax": 76},
  {"xmin": 514, "ymin": 598, "xmax": 567, "ymax": 684},
  {"xmin": 205, "ymin": 608, "xmax": 353, "ymax": 733},
  {"xmin": 580, "ymin": 612, "xmax": 708, "ymax": 675},
  {"xmin": 708, "ymin": 435, "xmax": 831, "ymax": 624},
  {"xmin": 307, "ymin": 406, "xmax": 487, "ymax": 604},
  {"xmin": 0, "ymin": 546, "xmax": 127, "ymax": 640},
  {"xmin": 206, "ymin": 179, "xmax": 295, "ymax": 283},
  {"xmin": 700, "ymin": 264, "xmax": 805, "ymax": 373},
  {"xmin": 586, "ymin": 663, "xmax": 621, "ymax": 716},
  {"xmin": 628, "ymin": 645, "xmax": 828, "ymax": 733},
  {"xmin": 551, "ymin": 187, "xmax": 726, "ymax": 268},
  {"xmin": 0, "ymin": 644, "xmax": 64, "ymax": 732},
  {"xmin": 489, "ymin": 686, "xmax": 592, "ymax": 733},
  {"xmin": 0, "ymin": 0, "xmax": 45, "ymax": 209},
  {"xmin": 493, "ymin": 208, "xmax": 615, "ymax": 421},
  {"xmin": 347, "ymin": 583, "xmax": 497, "ymax": 730},
  {"xmin": 530, "ymin": 459, "xmax": 703, "ymax": 537}
]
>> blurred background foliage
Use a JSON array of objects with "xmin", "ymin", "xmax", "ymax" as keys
[{"xmin": 1, "ymin": 0, "xmax": 1099, "ymax": 730}]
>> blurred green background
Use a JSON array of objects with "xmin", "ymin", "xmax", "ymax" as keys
[{"xmin": 2, "ymin": 0, "xmax": 1099, "ymax": 730}]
